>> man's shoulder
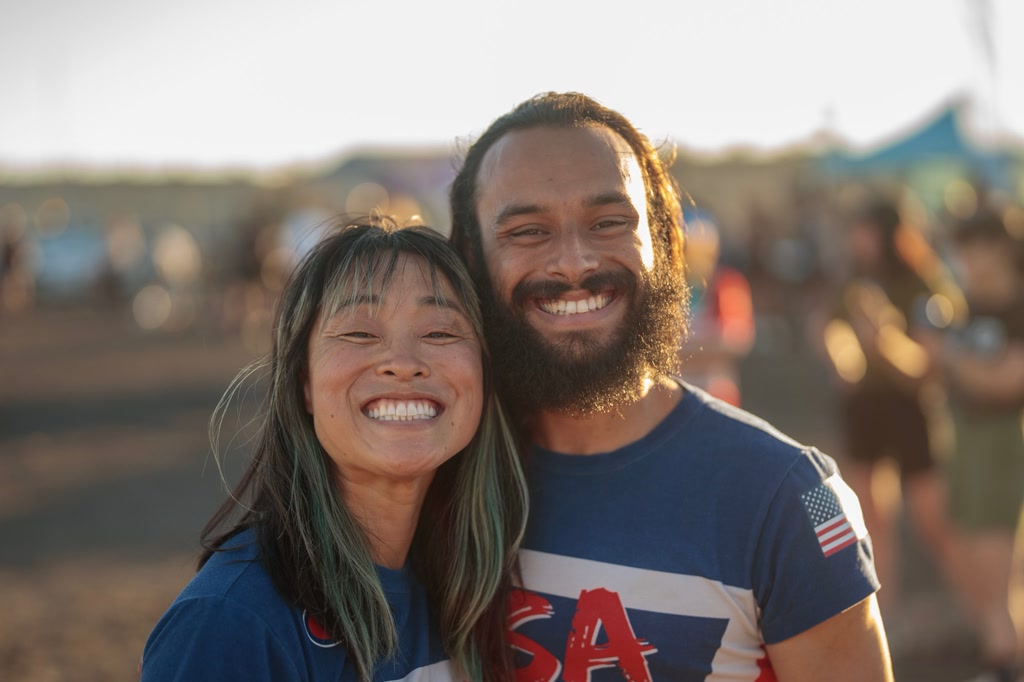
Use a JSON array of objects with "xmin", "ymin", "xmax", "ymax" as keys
[{"xmin": 675, "ymin": 383, "xmax": 817, "ymax": 463}]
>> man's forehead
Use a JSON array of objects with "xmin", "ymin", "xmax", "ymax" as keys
[{"xmin": 475, "ymin": 124, "xmax": 642, "ymax": 191}]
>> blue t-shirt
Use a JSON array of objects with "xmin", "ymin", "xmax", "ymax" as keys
[
  {"xmin": 141, "ymin": 529, "xmax": 454, "ymax": 681},
  {"xmin": 509, "ymin": 385, "xmax": 879, "ymax": 681}
]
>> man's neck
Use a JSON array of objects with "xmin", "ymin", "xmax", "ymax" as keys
[{"xmin": 530, "ymin": 376, "xmax": 683, "ymax": 455}]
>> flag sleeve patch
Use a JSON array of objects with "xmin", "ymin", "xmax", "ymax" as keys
[{"xmin": 800, "ymin": 476, "xmax": 864, "ymax": 557}]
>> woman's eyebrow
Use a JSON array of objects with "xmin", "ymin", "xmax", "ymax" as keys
[
  {"xmin": 418, "ymin": 295, "xmax": 467, "ymax": 316},
  {"xmin": 335, "ymin": 293, "xmax": 379, "ymax": 308}
]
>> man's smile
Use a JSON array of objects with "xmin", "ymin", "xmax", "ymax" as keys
[{"xmin": 537, "ymin": 292, "xmax": 612, "ymax": 316}]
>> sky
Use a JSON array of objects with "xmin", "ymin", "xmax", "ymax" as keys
[{"xmin": 1, "ymin": 0, "xmax": 1021, "ymax": 171}]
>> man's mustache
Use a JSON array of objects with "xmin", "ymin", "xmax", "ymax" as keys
[{"xmin": 510, "ymin": 270, "xmax": 637, "ymax": 308}]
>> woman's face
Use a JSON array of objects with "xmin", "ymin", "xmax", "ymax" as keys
[{"xmin": 303, "ymin": 254, "xmax": 484, "ymax": 491}]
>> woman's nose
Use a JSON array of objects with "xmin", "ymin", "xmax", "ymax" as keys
[{"xmin": 376, "ymin": 341, "xmax": 430, "ymax": 379}]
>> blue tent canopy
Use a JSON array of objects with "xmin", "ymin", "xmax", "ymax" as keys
[{"xmin": 820, "ymin": 105, "xmax": 1018, "ymax": 189}]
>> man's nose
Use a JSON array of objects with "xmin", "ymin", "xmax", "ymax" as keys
[{"xmin": 546, "ymin": 229, "xmax": 599, "ymax": 283}]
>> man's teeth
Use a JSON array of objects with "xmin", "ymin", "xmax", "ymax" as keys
[
  {"xmin": 539, "ymin": 294, "xmax": 610, "ymax": 316},
  {"xmin": 367, "ymin": 400, "xmax": 438, "ymax": 421}
]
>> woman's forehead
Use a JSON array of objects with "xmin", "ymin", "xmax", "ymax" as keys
[{"xmin": 322, "ymin": 253, "xmax": 464, "ymax": 315}]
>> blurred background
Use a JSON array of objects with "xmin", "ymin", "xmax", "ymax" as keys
[{"xmin": 2, "ymin": 0, "xmax": 1023, "ymax": 679}]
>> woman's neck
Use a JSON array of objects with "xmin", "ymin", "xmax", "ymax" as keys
[{"xmin": 338, "ymin": 474, "xmax": 434, "ymax": 569}]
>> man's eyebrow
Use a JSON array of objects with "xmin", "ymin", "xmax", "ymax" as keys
[
  {"xmin": 494, "ymin": 202, "xmax": 546, "ymax": 229},
  {"xmin": 586, "ymin": 191, "xmax": 635, "ymax": 209},
  {"xmin": 496, "ymin": 193, "xmax": 636, "ymax": 226}
]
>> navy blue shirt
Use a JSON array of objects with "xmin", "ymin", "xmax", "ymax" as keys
[
  {"xmin": 510, "ymin": 385, "xmax": 879, "ymax": 681},
  {"xmin": 141, "ymin": 529, "xmax": 454, "ymax": 681}
]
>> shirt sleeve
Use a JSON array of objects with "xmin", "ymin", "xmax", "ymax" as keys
[
  {"xmin": 752, "ymin": 448, "xmax": 880, "ymax": 644},
  {"xmin": 140, "ymin": 595, "xmax": 306, "ymax": 682}
]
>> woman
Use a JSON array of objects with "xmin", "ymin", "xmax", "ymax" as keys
[
  {"xmin": 821, "ymin": 199, "xmax": 964, "ymax": 613},
  {"xmin": 140, "ymin": 220, "xmax": 529, "ymax": 681}
]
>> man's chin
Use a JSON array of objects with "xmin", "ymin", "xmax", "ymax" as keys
[{"xmin": 541, "ymin": 330, "xmax": 618, "ymax": 361}]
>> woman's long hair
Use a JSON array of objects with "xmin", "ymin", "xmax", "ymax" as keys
[{"xmin": 202, "ymin": 220, "xmax": 529, "ymax": 680}]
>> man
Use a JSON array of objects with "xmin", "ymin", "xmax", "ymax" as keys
[{"xmin": 450, "ymin": 92, "xmax": 892, "ymax": 681}]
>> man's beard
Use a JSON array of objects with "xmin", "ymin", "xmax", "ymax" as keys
[{"xmin": 481, "ymin": 266, "xmax": 688, "ymax": 418}]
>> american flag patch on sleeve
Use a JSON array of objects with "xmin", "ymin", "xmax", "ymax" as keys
[{"xmin": 801, "ymin": 474, "xmax": 867, "ymax": 557}]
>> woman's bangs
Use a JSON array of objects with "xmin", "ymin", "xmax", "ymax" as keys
[{"xmin": 319, "ymin": 245, "xmax": 401, "ymax": 324}]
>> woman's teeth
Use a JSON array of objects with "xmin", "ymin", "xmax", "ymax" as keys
[{"xmin": 366, "ymin": 400, "xmax": 437, "ymax": 421}]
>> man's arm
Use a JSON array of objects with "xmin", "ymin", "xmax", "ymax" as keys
[{"xmin": 765, "ymin": 594, "xmax": 893, "ymax": 682}]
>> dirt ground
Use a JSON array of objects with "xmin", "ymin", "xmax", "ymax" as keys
[{"xmin": 0, "ymin": 301, "xmax": 987, "ymax": 681}]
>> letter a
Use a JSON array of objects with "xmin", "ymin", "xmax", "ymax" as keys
[{"xmin": 563, "ymin": 588, "xmax": 656, "ymax": 682}]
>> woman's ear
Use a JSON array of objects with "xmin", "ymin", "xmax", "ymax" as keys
[{"xmin": 303, "ymin": 371, "xmax": 313, "ymax": 414}]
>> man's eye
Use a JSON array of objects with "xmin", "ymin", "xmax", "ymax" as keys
[
  {"xmin": 509, "ymin": 227, "xmax": 546, "ymax": 238},
  {"xmin": 595, "ymin": 218, "xmax": 628, "ymax": 230}
]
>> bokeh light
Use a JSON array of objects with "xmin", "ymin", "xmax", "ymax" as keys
[
  {"xmin": 105, "ymin": 216, "xmax": 146, "ymax": 271},
  {"xmin": 1004, "ymin": 205, "xmax": 1024, "ymax": 239},
  {"xmin": 344, "ymin": 182, "xmax": 389, "ymax": 216},
  {"xmin": 387, "ymin": 194, "xmax": 424, "ymax": 225},
  {"xmin": 925, "ymin": 294, "xmax": 956, "ymax": 329},
  {"xmin": 132, "ymin": 284, "xmax": 172, "ymax": 330},
  {"xmin": 153, "ymin": 224, "xmax": 202, "ymax": 287},
  {"xmin": 943, "ymin": 179, "xmax": 978, "ymax": 220},
  {"xmin": 823, "ymin": 319, "xmax": 867, "ymax": 384}
]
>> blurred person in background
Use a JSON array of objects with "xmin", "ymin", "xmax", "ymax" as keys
[
  {"xmin": 140, "ymin": 221, "xmax": 528, "ymax": 681},
  {"xmin": 677, "ymin": 207, "xmax": 755, "ymax": 406},
  {"xmin": 821, "ymin": 199, "xmax": 966, "ymax": 616},
  {"xmin": 0, "ymin": 210, "xmax": 34, "ymax": 313},
  {"xmin": 937, "ymin": 209, "xmax": 1024, "ymax": 682}
]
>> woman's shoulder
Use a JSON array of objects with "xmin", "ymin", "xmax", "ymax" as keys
[
  {"xmin": 185, "ymin": 529, "xmax": 266, "ymax": 598},
  {"xmin": 141, "ymin": 529, "xmax": 348, "ymax": 680},
  {"xmin": 164, "ymin": 528, "xmax": 293, "ymax": 632}
]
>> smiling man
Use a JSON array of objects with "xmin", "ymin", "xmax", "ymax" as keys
[{"xmin": 450, "ymin": 93, "xmax": 893, "ymax": 681}]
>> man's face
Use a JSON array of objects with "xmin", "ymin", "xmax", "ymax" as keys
[
  {"xmin": 471, "ymin": 125, "xmax": 683, "ymax": 414},
  {"xmin": 475, "ymin": 125, "xmax": 656, "ymax": 356}
]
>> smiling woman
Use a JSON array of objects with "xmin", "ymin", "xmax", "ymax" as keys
[
  {"xmin": 139, "ymin": 219, "xmax": 529, "ymax": 681},
  {"xmin": 305, "ymin": 254, "xmax": 485, "ymax": 511}
]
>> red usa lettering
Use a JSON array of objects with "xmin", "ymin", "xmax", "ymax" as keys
[
  {"xmin": 508, "ymin": 588, "xmax": 656, "ymax": 682},
  {"xmin": 509, "ymin": 590, "xmax": 562, "ymax": 681}
]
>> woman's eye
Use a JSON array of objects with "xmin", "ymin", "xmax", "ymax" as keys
[
  {"xmin": 424, "ymin": 331, "xmax": 458, "ymax": 340},
  {"xmin": 340, "ymin": 331, "xmax": 375, "ymax": 340}
]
